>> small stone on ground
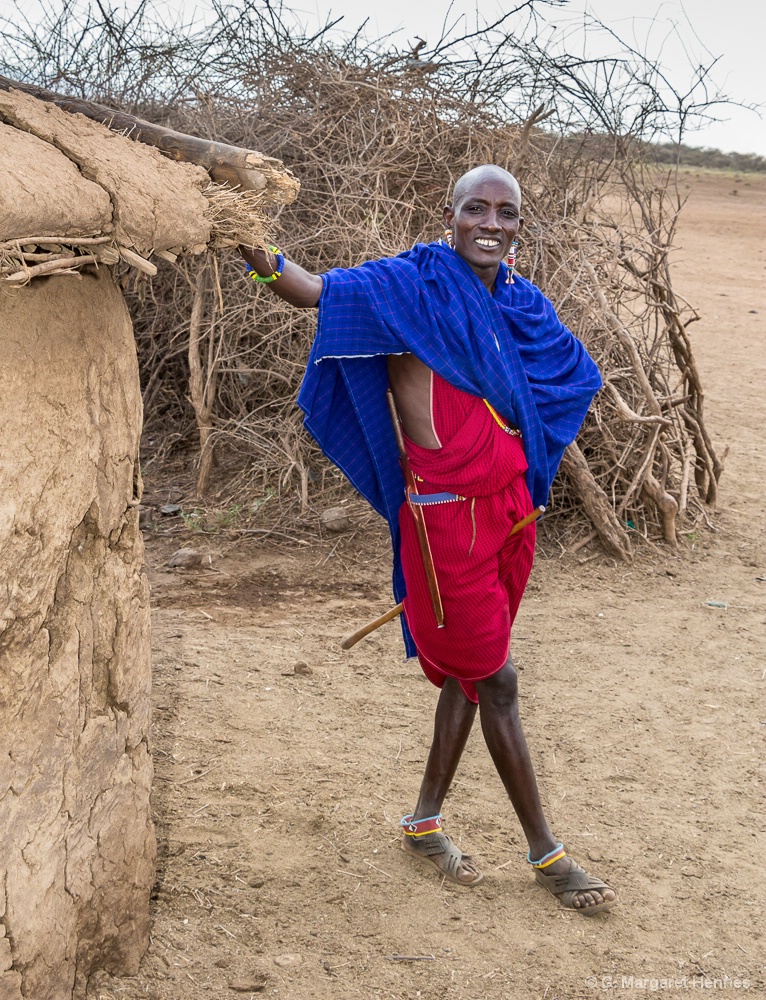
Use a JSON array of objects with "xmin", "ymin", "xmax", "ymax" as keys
[
  {"xmin": 228, "ymin": 972, "xmax": 268, "ymax": 992},
  {"xmin": 320, "ymin": 507, "xmax": 351, "ymax": 533},
  {"xmin": 168, "ymin": 547, "xmax": 203, "ymax": 568}
]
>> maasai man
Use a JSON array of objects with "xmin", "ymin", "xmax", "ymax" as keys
[{"xmin": 241, "ymin": 165, "xmax": 617, "ymax": 913}]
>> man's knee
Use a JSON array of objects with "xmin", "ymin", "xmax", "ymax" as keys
[{"xmin": 476, "ymin": 659, "xmax": 518, "ymax": 710}]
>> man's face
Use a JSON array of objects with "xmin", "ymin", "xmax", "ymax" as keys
[{"xmin": 443, "ymin": 174, "xmax": 524, "ymax": 287}]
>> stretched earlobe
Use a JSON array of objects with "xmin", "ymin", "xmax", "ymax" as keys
[{"xmin": 443, "ymin": 205, "xmax": 455, "ymax": 248}]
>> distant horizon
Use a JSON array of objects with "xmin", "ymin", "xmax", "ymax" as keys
[{"xmin": 620, "ymin": 134, "xmax": 765, "ymax": 161}]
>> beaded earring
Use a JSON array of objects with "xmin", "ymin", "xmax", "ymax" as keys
[
  {"xmin": 444, "ymin": 228, "xmax": 455, "ymax": 249},
  {"xmin": 506, "ymin": 240, "xmax": 518, "ymax": 284}
]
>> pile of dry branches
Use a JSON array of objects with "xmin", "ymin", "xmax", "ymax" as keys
[{"xmin": 1, "ymin": 1, "xmax": 724, "ymax": 555}]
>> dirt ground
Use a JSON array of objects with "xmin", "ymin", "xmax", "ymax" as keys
[{"xmin": 88, "ymin": 169, "xmax": 765, "ymax": 1000}]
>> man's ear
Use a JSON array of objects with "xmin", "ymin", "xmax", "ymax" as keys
[
  {"xmin": 518, "ymin": 216, "xmax": 526, "ymax": 235},
  {"xmin": 443, "ymin": 204, "xmax": 454, "ymax": 228}
]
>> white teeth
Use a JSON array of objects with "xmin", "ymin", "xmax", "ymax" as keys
[{"xmin": 476, "ymin": 238, "xmax": 500, "ymax": 247}]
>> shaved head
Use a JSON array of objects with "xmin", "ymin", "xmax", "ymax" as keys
[{"xmin": 451, "ymin": 164, "xmax": 521, "ymax": 207}]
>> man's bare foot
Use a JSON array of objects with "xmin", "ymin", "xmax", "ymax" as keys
[
  {"xmin": 534, "ymin": 855, "xmax": 617, "ymax": 913},
  {"xmin": 401, "ymin": 830, "xmax": 483, "ymax": 886}
]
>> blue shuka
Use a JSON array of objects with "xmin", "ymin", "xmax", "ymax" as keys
[{"xmin": 297, "ymin": 240, "xmax": 602, "ymax": 655}]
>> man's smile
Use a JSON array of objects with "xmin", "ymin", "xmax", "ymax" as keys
[{"xmin": 475, "ymin": 237, "xmax": 501, "ymax": 248}]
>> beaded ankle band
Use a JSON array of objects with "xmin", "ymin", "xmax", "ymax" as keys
[
  {"xmin": 245, "ymin": 245, "xmax": 285, "ymax": 283},
  {"xmin": 527, "ymin": 842, "xmax": 566, "ymax": 869},
  {"xmin": 400, "ymin": 813, "xmax": 443, "ymax": 837}
]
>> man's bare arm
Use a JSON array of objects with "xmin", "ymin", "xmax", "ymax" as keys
[{"xmin": 239, "ymin": 246, "xmax": 323, "ymax": 308}]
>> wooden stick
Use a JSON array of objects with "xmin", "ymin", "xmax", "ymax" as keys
[
  {"xmin": 386, "ymin": 390, "xmax": 445, "ymax": 628},
  {"xmin": 560, "ymin": 442, "xmax": 632, "ymax": 561},
  {"xmin": 3, "ymin": 255, "xmax": 98, "ymax": 283},
  {"xmin": 385, "ymin": 955, "xmax": 435, "ymax": 962},
  {"xmin": 508, "ymin": 504, "xmax": 546, "ymax": 537},
  {"xmin": 340, "ymin": 603, "xmax": 404, "ymax": 650},
  {"xmin": 118, "ymin": 246, "xmax": 157, "ymax": 276},
  {"xmin": 0, "ymin": 236, "xmax": 112, "ymax": 249}
]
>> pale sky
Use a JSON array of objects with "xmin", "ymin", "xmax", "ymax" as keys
[{"xmin": 2, "ymin": 0, "xmax": 764, "ymax": 155}]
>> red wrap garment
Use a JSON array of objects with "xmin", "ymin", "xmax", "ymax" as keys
[{"xmin": 399, "ymin": 371, "xmax": 536, "ymax": 703}]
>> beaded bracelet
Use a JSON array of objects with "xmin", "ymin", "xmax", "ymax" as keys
[{"xmin": 244, "ymin": 245, "xmax": 285, "ymax": 283}]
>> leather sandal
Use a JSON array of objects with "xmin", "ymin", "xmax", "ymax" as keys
[
  {"xmin": 529, "ymin": 843, "xmax": 617, "ymax": 914},
  {"xmin": 400, "ymin": 813, "xmax": 483, "ymax": 886}
]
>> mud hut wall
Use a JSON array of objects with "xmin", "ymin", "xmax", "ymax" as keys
[{"xmin": 0, "ymin": 270, "xmax": 154, "ymax": 999}]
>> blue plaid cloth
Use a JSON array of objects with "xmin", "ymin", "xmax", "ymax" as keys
[{"xmin": 297, "ymin": 240, "xmax": 602, "ymax": 654}]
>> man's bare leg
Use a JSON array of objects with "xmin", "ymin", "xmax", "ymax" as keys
[
  {"xmin": 475, "ymin": 658, "xmax": 616, "ymax": 910},
  {"xmin": 412, "ymin": 677, "xmax": 477, "ymax": 819},
  {"xmin": 403, "ymin": 678, "xmax": 483, "ymax": 884}
]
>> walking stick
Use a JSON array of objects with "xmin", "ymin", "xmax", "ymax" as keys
[
  {"xmin": 340, "ymin": 504, "xmax": 546, "ymax": 650},
  {"xmin": 386, "ymin": 390, "xmax": 445, "ymax": 628},
  {"xmin": 340, "ymin": 603, "xmax": 404, "ymax": 650}
]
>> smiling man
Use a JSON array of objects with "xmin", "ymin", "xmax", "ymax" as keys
[{"xmin": 241, "ymin": 164, "xmax": 616, "ymax": 913}]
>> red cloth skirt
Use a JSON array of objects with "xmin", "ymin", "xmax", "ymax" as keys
[{"xmin": 399, "ymin": 372, "xmax": 536, "ymax": 703}]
